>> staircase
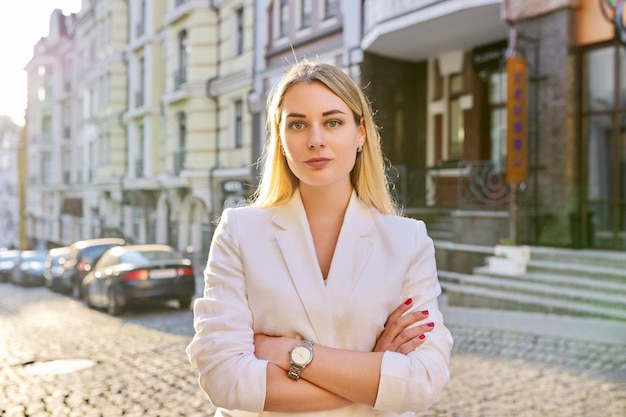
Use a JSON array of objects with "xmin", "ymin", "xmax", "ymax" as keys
[{"xmin": 439, "ymin": 246, "xmax": 626, "ymax": 322}]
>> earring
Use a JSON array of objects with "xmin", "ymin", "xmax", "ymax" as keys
[{"xmin": 357, "ymin": 145, "xmax": 363, "ymax": 153}]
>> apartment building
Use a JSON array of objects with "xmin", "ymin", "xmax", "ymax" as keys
[
  {"xmin": 0, "ymin": 116, "xmax": 21, "ymax": 249},
  {"xmin": 24, "ymin": 9, "xmax": 79, "ymax": 249}
]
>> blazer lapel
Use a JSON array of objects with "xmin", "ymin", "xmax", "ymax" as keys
[
  {"xmin": 325, "ymin": 192, "xmax": 375, "ymax": 295},
  {"xmin": 272, "ymin": 190, "xmax": 332, "ymax": 344}
]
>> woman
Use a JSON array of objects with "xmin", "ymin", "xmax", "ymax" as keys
[{"xmin": 187, "ymin": 60, "xmax": 453, "ymax": 416}]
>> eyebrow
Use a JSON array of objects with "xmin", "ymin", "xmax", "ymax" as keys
[{"xmin": 285, "ymin": 109, "xmax": 347, "ymax": 118}]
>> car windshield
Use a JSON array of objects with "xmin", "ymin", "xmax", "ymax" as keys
[
  {"xmin": 119, "ymin": 250, "xmax": 179, "ymax": 266},
  {"xmin": 82, "ymin": 244, "xmax": 119, "ymax": 260}
]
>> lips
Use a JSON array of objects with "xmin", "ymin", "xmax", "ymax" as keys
[{"xmin": 305, "ymin": 158, "xmax": 331, "ymax": 168}]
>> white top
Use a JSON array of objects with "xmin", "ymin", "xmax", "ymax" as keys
[{"xmin": 187, "ymin": 190, "xmax": 453, "ymax": 416}]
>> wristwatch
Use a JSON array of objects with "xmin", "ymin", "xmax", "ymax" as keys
[{"xmin": 288, "ymin": 339, "xmax": 314, "ymax": 380}]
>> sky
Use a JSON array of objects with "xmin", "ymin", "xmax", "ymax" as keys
[{"xmin": 0, "ymin": 1, "xmax": 82, "ymax": 126}]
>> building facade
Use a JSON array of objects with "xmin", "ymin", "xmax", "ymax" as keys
[
  {"xmin": 20, "ymin": 0, "xmax": 625, "ymax": 255},
  {"xmin": 0, "ymin": 116, "xmax": 22, "ymax": 249}
]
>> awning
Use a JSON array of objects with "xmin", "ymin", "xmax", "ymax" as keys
[{"xmin": 61, "ymin": 198, "xmax": 83, "ymax": 217}]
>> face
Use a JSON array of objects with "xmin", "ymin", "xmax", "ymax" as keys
[{"xmin": 279, "ymin": 81, "xmax": 365, "ymax": 191}]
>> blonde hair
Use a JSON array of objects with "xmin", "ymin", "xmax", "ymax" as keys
[{"xmin": 250, "ymin": 60, "xmax": 398, "ymax": 215}]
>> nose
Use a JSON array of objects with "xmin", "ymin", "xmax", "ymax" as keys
[{"xmin": 307, "ymin": 125, "xmax": 325, "ymax": 149}]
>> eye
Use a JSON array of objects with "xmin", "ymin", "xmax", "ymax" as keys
[
  {"xmin": 289, "ymin": 121, "xmax": 305, "ymax": 130},
  {"xmin": 326, "ymin": 119, "xmax": 343, "ymax": 128}
]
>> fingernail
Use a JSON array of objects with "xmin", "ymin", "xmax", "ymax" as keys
[
  {"xmin": 426, "ymin": 322, "xmax": 435, "ymax": 327},
  {"xmin": 418, "ymin": 334, "xmax": 426, "ymax": 340},
  {"xmin": 421, "ymin": 310, "xmax": 429, "ymax": 315},
  {"xmin": 404, "ymin": 298, "xmax": 413, "ymax": 305}
]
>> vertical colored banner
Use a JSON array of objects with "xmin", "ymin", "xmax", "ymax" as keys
[{"xmin": 506, "ymin": 56, "xmax": 528, "ymax": 184}]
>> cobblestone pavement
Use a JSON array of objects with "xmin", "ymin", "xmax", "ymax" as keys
[{"xmin": 1, "ymin": 283, "xmax": 624, "ymax": 417}]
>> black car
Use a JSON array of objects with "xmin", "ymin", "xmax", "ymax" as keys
[
  {"xmin": 0, "ymin": 250, "xmax": 20, "ymax": 282},
  {"xmin": 60, "ymin": 238, "xmax": 125, "ymax": 298},
  {"xmin": 44, "ymin": 246, "xmax": 71, "ymax": 292},
  {"xmin": 11, "ymin": 250, "xmax": 48, "ymax": 287},
  {"xmin": 82, "ymin": 244, "xmax": 196, "ymax": 315}
]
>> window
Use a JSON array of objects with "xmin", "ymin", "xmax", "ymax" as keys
[
  {"xmin": 581, "ymin": 42, "xmax": 626, "ymax": 248},
  {"xmin": 324, "ymin": 0, "xmax": 337, "ymax": 19},
  {"xmin": 137, "ymin": 56, "xmax": 145, "ymax": 107},
  {"xmin": 176, "ymin": 112, "xmax": 186, "ymax": 174},
  {"xmin": 234, "ymin": 100, "xmax": 243, "ymax": 148},
  {"xmin": 301, "ymin": 0, "xmax": 312, "ymax": 29},
  {"xmin": 235, "ymin": 7, "xmax": 244, "ymax": 56},
  {"xmin": 41, "ymin": 152, "xmax": 52, "ymax": 185},
  {"xmin": 279, "ymin": 0, "xmax": 288, "ymax": 38},
  {"xmin": 448, "ymin": 73, "xmax": 464, "ymax": 160},
  {"xmin": 176, "ymin": 30, "xmax": 188, "ymax": 89},
  {"xmin": 489, "ymin": 70, "xmax": 507, "ymax": 172}
]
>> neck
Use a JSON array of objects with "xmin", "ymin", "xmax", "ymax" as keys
[{"xmin": 299, "ymin": 182, "xmax": 352, "ymax": 217}]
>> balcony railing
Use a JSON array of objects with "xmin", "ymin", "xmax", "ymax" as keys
[
  {"xmin": 174, "ymin": 68, "xmax": 187, "ymax": 90},
  {"xmin": 457, "ymin": 161, "xmax": 509, "ymax": 210},
  {"xmin": 364, "ymin": 0, "xmax": 440, "ymax": 33}
]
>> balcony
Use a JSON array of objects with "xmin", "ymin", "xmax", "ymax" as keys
[
  {"xmin": 362, "ymin": 0, "xmax": 506, "ymax": 61},
  {"xmin": 174, "ymin": 68, "xmax": 187, "ymax": 90}
]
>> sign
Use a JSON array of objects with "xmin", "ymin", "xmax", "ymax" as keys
[
  {"xmin": 222, "ymin": 180, "xmax": 245, "ymax": 194},
  {"xmin": 472, "ymin": 40, "xmax": 508, "ymax": 72},
  {"xmin": 506, "ymin": 56, "xmax": 528, "ymax": 184}
]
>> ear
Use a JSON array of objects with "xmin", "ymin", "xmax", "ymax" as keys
[{"xmin": 357, "ymin": 117, "xmax": 367, "ymax": 148}]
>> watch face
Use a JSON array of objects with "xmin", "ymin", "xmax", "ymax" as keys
[{"xmin": 291, "ymin": 345, "xmax": 312, "ymax": 365}]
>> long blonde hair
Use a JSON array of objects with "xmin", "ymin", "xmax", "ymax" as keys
[{"xmin": 250, "ymin": 60, "xmax": 398, "ymax": 215}]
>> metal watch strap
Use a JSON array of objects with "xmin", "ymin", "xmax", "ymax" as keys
[{"xmin": 288, "ymin": 339, "xmax": 314, "ymax": 380}]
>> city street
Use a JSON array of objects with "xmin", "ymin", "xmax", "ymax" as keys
[{"xmin": 1, "ymin": 282, "xmax": 624, "ymax": 417}]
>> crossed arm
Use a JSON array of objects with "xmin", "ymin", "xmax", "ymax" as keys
[{"xmin": 254, "ymin": 300, "xmax": 435, "ymax": 412}]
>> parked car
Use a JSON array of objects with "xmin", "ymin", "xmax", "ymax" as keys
[
  {"xmin": 11, "ymin": 250, "xmax": 48, "ymax": 287},
  {"xmin": 0, "ymin": 250, "xmax": 20, "ymax": 282},
  {"xmin": 44, "ymin": 246, "xmax": 71, "ymax": 292},
  {"xmin": 61, "ymin": 238, "xmax": 125, "ymax": 298},
  {"xmin": 82, "ymin": 244, "xmax": 196, "ymax": 315}
]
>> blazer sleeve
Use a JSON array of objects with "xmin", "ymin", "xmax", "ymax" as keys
[
  {"xmin": 186, "ymin": 208, "xmax": 267, "ymax": 412},
  {"xmin": 373, "ymin": 220, "xmax": 454, "ymax": 413}
]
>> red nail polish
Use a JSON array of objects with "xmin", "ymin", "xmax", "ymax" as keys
[
  {"xmin": 421, "ymin": 310, "xmax": 429, "ymax": 315},
  {"xmin": 418, "ymin": 334, "xmax": 426, "ymax": 340},
  {"xmin": 404, "ymin": 298, "xmax": 413, "ymax": 305},
  {"xmin": 426, "ymin": 322, "xmax": 435, "ymax": 327}
]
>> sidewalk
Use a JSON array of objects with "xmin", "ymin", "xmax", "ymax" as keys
[{"xmin": 440, "ymin": 295, "xmax": 626, "ymax": 345}]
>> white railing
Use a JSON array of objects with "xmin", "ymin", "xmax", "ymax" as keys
[{"xmin": 363, "ymin": 0, "xmax": 442, "ymax": 32}]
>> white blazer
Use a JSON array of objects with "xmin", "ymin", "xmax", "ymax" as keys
[{"xmin": 187, "ymin": 190, "xmax": 453, "ymax": 416}]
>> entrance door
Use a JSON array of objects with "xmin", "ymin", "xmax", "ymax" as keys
[{"xmin": 581, "ymin": 42, "xmax": 626, "ymax": 249}]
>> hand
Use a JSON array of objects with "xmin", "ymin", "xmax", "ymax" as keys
[
  {"xmin": 254, "ymin": 334, "xmax": 294, "ymax": 371},
  {"xmin": 372, "ymin": 299, "xmax": 434, "ymax": 354}
]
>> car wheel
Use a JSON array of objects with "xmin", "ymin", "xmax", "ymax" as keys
[
  {"xmin": 72, "ymin": 280, "xmax": 84, "ymax": 299},
  {"xmin": 107, "ymin": 287, "xmax": 124, "ymax": 316},
  {"xmin": 85, "ymin": 285, "xmax": 95, "ymax": 309},
  {"xmin": 178, "ymin": 296, "xmax": 192, "ymax": 310}
]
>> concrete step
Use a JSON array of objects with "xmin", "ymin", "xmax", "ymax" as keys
[
  {"xmin": 525, "ymin": 259, "xmax": 626, "ymax": 282},
  {"xmin": 473, "ymin": 266, "xmax": 626, "ymax": 294},
  {"xmin": 439, "ymin": 270, "xmax": 626, "ymax": 321},
  {"xmin": 530, "ymin": 246, "xmax": 626, "ymax": 269}
]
